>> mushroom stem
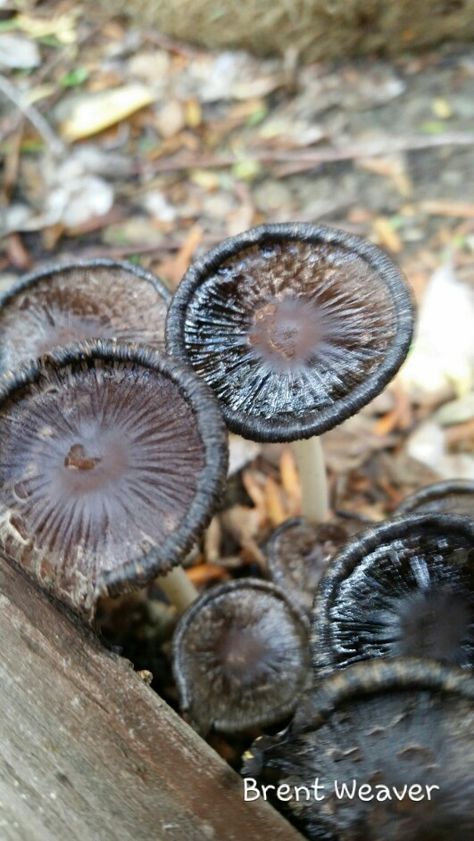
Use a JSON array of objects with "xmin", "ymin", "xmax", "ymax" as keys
[
  {"xmin": 159, "ymin": 566, "xmax": 198, "ymax": 613},
  {"xmin": 291, "ymin": 436, "xmax": 329, "ymax": 523}
]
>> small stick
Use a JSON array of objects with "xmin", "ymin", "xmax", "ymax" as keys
[{"xmin": 0, "ymin": 73, "xmax": 65, "ymax": 157}]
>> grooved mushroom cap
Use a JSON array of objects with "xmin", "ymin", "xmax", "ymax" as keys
[
  {"xmin": 244, "ymin": 659, "xmax": 474, "ymax": 841},
  {"xmin": 172, "ymin": 578, "xmax": 310, "ymax": 734},
  {"xmin": 396, "ymin": 481, "xmax": 474, "ymax": 518},
  {"xmin": 312, "ymin": 514, "xmax": 474, "ymax": 675},
  {"xmin": 166, "ymin": 223, "xmax": 414, "ymax": 442},
  {"xmin": 0, "ymin": 340, "xmax": 227, "ymax": 615},
  {"xmin": 265, "ymin": 517, "xmax": 348, "ymax": 613},
  {"xmin": 0, "ymin": 259, "xmax": 171, "ymax": 373}
]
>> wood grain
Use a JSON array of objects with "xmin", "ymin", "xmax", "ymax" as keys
[{"xmin": 0, "ymin": 554, "xmax": 302, "ymax": 840}]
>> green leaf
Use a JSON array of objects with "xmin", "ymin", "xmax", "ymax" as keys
[{"xmin": 59, "ymin": 66, "xmax": 89, "ymax": 88}]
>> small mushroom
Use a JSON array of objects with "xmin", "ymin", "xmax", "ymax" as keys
[
  {"xmin": 396, "ymin": 480, "xmax": 474, "ymax": 518},
  {"xmin": 244, "ymin": 658, "xmax": 474, "ymax": 841},
  {"xmin": 265, "ymin": 517, "xmax": 348, "ymax": 613},
  {"xmin": 0, "ymin": 259, "xmax": 171, "ymax": 372},
  {"xmin": 312, "ymin": 514, "xmax": 474, "ymax": 675},
  {"xmin": 172, "ymin": 578, "xmax": 310, "ymax": 735},
  {"xmin": 166, "ymin": 223, "xmax": 414, "ymax": 522},
  {"xmin": 0, "ymin": 340, "xmax": 227, "ymax": 616}
]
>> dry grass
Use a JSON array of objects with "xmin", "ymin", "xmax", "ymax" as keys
[{"xmin": 100, "ymin": 0, "xmax": 474, "ymax": 60}]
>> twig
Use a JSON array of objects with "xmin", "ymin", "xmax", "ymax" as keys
[
  {"xmin": 141, "ymin": 131, "xmax": 474, "ymax": 175},
  {"xmin": 0, "ymin": 73, "xmax": 65, "ymax": 157},
  {"xmin": 144, "ymin": 30, "xmax": 207, "ymax": 58}
]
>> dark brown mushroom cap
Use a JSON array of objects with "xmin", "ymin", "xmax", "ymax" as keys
[
  {"xmin": 244, "ymin": 659, "xmax": 474, "ymax": 841},
  {"xmin": 0, "ymin": 340, "xmax": 227, "ymax": 615},
  {"xmin": 172, "ymin": 578, "xmax": 310, "ymax": 735},
  {"xmin": 265, "ymin": 518, "xmax": 348, "ymax": 613},
  {"xmin": 0, "ymin": 259, "xmax": 171, "ymax": 373},
  {"xmin": 312, "ymin": 515, "xmax": 474, "ymax": 675},
  {"xmin": 396, "ymin": 481, "xmax": 474, "ymax": 518},
  {"xmin": 166, "ymin": 223, "xmax": 414, "ymax": 442}
]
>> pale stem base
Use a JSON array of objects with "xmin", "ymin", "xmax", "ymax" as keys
[
  {"xmin": 159, "ymin": 566, "xmax": 198, "ymax": 613},
  {"xmin": 292, "ymin": 436, "xmax": 329, "ymax": 523}
]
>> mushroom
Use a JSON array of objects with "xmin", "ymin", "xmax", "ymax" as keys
[
  {"xmin": 312, "ymin": 514, "xmax": 474, "ymax": 675},
  {"xmin": 396, "ymin": 480, "xmax": 474, "ymax": 518},
  {"xmin": 243, "ymin": 658, "xmax": 474, "ymax": 841},
  {"xmin": 265, "ymin": 517, "xmax": 348, "ymax": 613},
  {"xmin": 172, "ymin": 578, "xmax": 310, "ymax": 735},
  {"xmin": 166, "ymin": 223, "xmax": 414, "ymax": 522},
  {"xmin": 0, "ymin": 258, "xmax": 171, "ymax": 373},
  {"xmin": 0, "ymin": 340, "xmax": 227, "ymax": 616}
]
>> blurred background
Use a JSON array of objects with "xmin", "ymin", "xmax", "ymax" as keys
[{"xmin": 1, "ymin": 0, "xmax": 473, "ymax": 517}]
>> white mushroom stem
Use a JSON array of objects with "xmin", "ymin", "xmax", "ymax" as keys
[
  {"xmin": 291, "ymin": 436, "xmax": 329, "ymax": 523},
  {"xmin": 159, "ymin": 566, "xmax": 198, "ymax": 613}
]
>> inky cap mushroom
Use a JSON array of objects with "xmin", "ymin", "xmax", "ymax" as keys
[
  {"xmin": 0, "ymin": 340, "xmax": 227, "ymax": 615},
  {"xmin": 312, "ymin": 514, "xmax": 474, "ymax": 674},
  {"xmin": 166, "ymin": 223, "xmax": 414, "ymax": 442},
  {"xmin": 244, "ymin": 659, "xmax": 474, "ymax": 841},
  {"xmin": 172, "ymin": 578, "xmax": 310, "ymax": 734},
  {"xmin": 396, "ymin": 480, "xmax": 474, "ymax": 518},
  {"xmin": 265, "ymin": 517, "xmax": 348, "ymax": 613},
  {"xmin": 0, "ymin": 259, "xmax": 171, "ymax": 372}
]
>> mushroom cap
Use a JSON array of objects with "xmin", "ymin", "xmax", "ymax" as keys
[
  {"xmin": 244, "ymin": 659, "xmax": 474, "ymax": 841},
  {"xmin": 312, "ymin": 514, "xmax": 474, "ymax": 675},
  {"xmin": 396, "ymin": 481, "xmax": 474, "ymax": 518},
  {"xmin": 265, "ymin": 517, "xmax": 348, "ymax": 613},
  {"xmin": 172, "ymin": 578, "xmax": 310, "ymax": 734},
  {"xmin": 0, "ymin": 340, "xmax": 227, "ymax": 615},
  {"xmin": 0, "ymin": 259, "xmax": 171, "ymax": 373},
  {"xmin": 166, "ymin": 223, "xmax": 414, "ymax": 442}
]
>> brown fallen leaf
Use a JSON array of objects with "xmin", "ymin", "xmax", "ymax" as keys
[
  {"xmin": 279, "ymin": 448, "xmax": 301, "ymax": 514},
  {"xmin": 372, "ymin": 217, "xmax": 402, "ymax": 253},
  {"xmin": 358, "ymin": 155, "xmax": 412, "ymax": 197},
  {"xmin": 6, "ymin": 233, "xmax": 32, "ymax": 270},
  {"xmin": 158, "ymin": 224, "xmax": 203, "ymax": 288},
  {"xmin": 242, "ymin": 469, "xmax": 267, "ymax": 513},
  {"xmin": 187, "ymin": 563, "xmax": 228, "ymax": 587},
  {"xmin": 417, "ymin": 200, "xmax": 474, "ymax": 219},
  {"xmin": 264, "ymin": 476, "xmax": 287, "ymax": 527}
]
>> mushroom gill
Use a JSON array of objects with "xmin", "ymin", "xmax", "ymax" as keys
[
  {"xmin": 0, "ymin": 259, "xmax": 171, "ymax": 372},
  {"xmin": 167, "ymin": 224, "xmax": 414, "ymax": 442},
  {"xmin": 244, "ymin": 659, "xmax": 474, "ymax": 841},
  {"xmin": 0, "ymin": 341, "xmax": 227, "ymax": 615},
  {"xmin": 265, "ymin": 517, "xmax": 348, "ymax": 613},
  {"xmin": 172, "ymin": 578, "xmax": 310, "ymax": 734},
  {"xmin": 396, "ymin": 481, "xmax": 474, "ymax": 519},
  {"xmin": 312, "ymin": 515, "xmax": 474, "ymax": 674}
]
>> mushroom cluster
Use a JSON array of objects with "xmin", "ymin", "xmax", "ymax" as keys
[
  {"xmin": 244, "ymin": 659, "xmax": 474, "ymax": 841},
  {"xmin": 0, "ymin": 260, "xmax": 228, "ymax": 616},
  {"xmin": 1, "ymin": 225, "xmax": 473, "ymax": 841}
]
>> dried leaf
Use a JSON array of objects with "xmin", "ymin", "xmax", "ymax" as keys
[
  {"xmin": 372, "ymin": 217, "xmax": 403, "ymax": 253},
  {"xmin": 187, "ymin": 564, "xmax": 228, "ymax": 586},
  {"xmin": 0, "ymin": 34, "xmax": 40, "ymax": 69},
  {"xmin": 158, "ymin": 225, "xmax": 203, "ymax": 288},
  {"xmin": 279, "ymin": 448, "xmax": 301, "ymax": 512},
  {"xmin": 16, "ymin": 12, "xmax": 77, "ymax": 45},
  {"xmin": 60, "ymin": 85, "xmax": 155, "ymax": 141},
  {"xmin": 264, "ymin": 476, "xmax": 287, "ymax": 527}
]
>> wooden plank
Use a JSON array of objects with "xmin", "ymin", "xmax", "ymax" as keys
[{"xmin": 0, "ymin": 555, "xmax": 302, "ymax": 841}]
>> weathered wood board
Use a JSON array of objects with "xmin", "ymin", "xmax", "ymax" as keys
[{"xmin": 0, "ymin": 554, "xmax": 302, "ymax": 840}]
